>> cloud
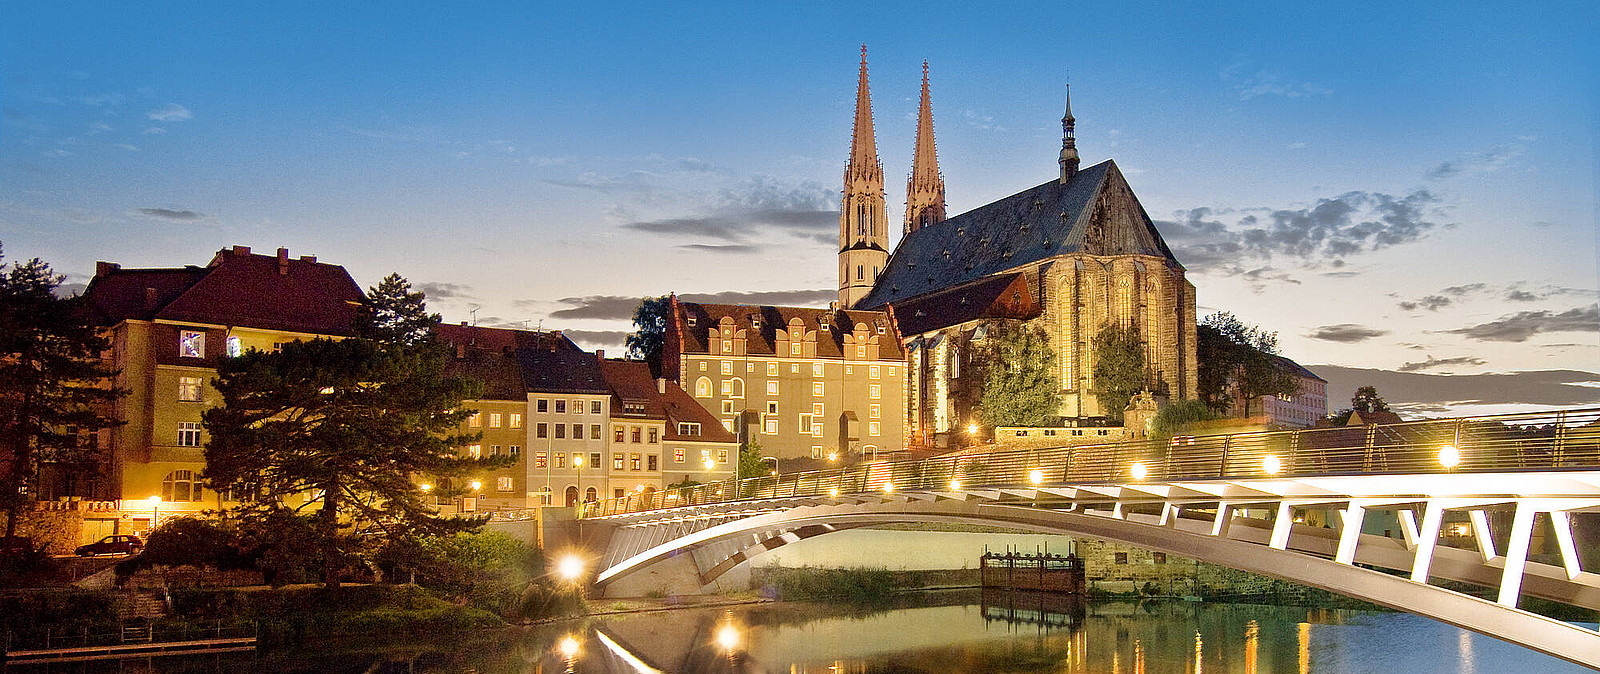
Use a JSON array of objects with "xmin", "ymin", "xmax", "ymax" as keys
[
  {"xmin": 1397, "ymin": 355, "xmax": 1487, "ymax": 373},
  {"xmin": 417, "ymin": 282, "xmax": 472, "ymax": 300},
  {"xmin": 1220, "ymin": 63, "xmax": 1332, "ymax": 100},
  {"xmin": 142, "ymin": 127, "xmax": 166, "ymax": 135},
  {"xmin": 1313, "ymin": 365, "xmax": 1600, "ymax": 409},
  {"xmin": 1426, "ymin": 143, "xmax": 1524, "ymax": 180},
  {"xmin": 1306, "ymin": 324, "xmax": 1389, "ymax": 343},
  {"xmin": 113, "ymin": 143, "xmax": 139, "ymax": 151},
  {"xmin": 133, "ymin": 208, "xmax": 206, "ymax": 221},
  {"xmin": 619, "ymin": 176, "xmax": 839, "ymax": 249},
  {"xmin": 549, "ymin": 289, "xmax": 835, "ymax": 321},
  {"xmin": 1444, "ymin": 305, "xmax": 1599, "ymax": 342},
  {"xmin": 680, "ymin": 243, "xmax": 761, "ymax": 254},
  {"xmin": 87, "ymin": 121, "xmax": 112, "ymax": 134},
  {"xmin": 1156, "ymin": 189, "xmax": 1446, "ymax": 274},
  {"xmin": 560, "ymin": 330, "xmax": 631, "ymax": 349},
  {"xmin": 146, "ymin": 103, "xmax": 192, "ymax": 122},
  {"xmin": 1397, "ymin": 283, "xmax": 1486, "ymax": 311}
]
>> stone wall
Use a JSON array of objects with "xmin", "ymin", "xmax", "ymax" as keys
[{"xmin": 2, "ymin": 506, "xmax": 86, "ymax": 555}]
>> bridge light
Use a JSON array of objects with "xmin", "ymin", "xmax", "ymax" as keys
[
  {"xmin": 828, "ymin": 452, "xmax": 839, "ymax": 462},
  {"xmin": 967, "ymin": 424, "xmax": 979, "ymax": 435},
  {"xmin": 883, "ymin": 482, "xmax": 895, "ymax": 493},
  {"xmin": 555, "ymin": 554, "xmax": 584, "ymax": 582},
  {"xmin": 1028, "ymin": 469, "xmax": 1045, "ymax": 486},
  {"xmin": 716, "ymin": 623, "xmax": 741, "ymax": 651},
  {"xmin": 949, "ymin": 478, "xmax": 962, "ymax": 491},
  {"xmin": 1130, "ymin": 462, "xmax": 1149, "ymax": 481},
  {"xmin": 558, "ymin": 634, "xmax": 581, "ymax": 659},
  {"xmin": 1263, "ymin": 454, "xmax": 1282, "ymax": 475},
  {"xmin": 1439, "ymin": 444, "xmax": 1461, "ymax": 469},
  {"xmin": 828, "ymin": 487, "xmax": 839, "ymax": 497}
]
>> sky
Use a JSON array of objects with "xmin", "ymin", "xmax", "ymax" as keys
[{"xmin": 3, "ymin": 1, "xmax": 1597, "ymax": 416}]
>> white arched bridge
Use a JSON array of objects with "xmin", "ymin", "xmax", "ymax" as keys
[{"xmin": 571, "ymin": 408, "xmax": 1600, "ymax": 668}]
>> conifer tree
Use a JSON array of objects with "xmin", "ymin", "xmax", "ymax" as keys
[
  {"xmin": 1091, "ymin": 323, "xmax": 1147, "ymax": 425},
  {"xmin": 976, "ymin": 322, "xmax": 1061, "ymax": 427}
]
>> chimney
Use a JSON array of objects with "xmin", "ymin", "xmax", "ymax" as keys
[
  {"xmin": 276, "ymin": 248, "xmax": 289, "ymax": 275},
  {"xmin": 298, "ymin": 255, "xmax": 317, "ymax": 263},
  {"xmin": 231, "ymin": 245, "xmax": 251, "ymax": 256},
  {"xmin": 657, "ymin": 378, "xmax": 667, "ymax": 394},
  {"xmin": 95, "ymin": 261, "xmax": 120, "ymax": 276},
  {"xmin": 595, "ymin": 349, "xmax": 605, "ymax": 359},
  {"xmin": 143, "ymin": 287, "xmax": 159, "ymax": 311}
]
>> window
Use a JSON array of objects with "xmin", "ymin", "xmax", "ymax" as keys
[
  {"xmin": 554, "ymin": 453, "xmax": 566, "ymax": 468},
  {"xmin": 590, "ymin": 400, "xmax": 602, "ymax": 414},
  {"xmin": 856, "ymin": 264, "xmax": 864, "ymax": 280},
  {"xmin": 614, "ymin": 453, "xmax": 625, "ymax": 470},
  {"xmin": 623, "ymin": 402, "xmax": 646, "ymax": 415},
  {"xmin": 569, "ymin": 423, "xmax": 579, "ymax": 438},
  {"xmin": 870, "ymin": 365, "xmax": 880, "ymax": 379},
  {"xmin": 631, "ymin": 427, "xmax": 642, "ymax": 443},
  {"xmin": 509, "ymin": 445, "xmax": 521, "ymax": 457},
  {"xmin": 721, "ymin": 379, "xmax": 732, "ymax": 395},
  {"xmin": 790, "ymin": 342, "xmax": 800, "ymax": 355},
  {"xmin": 812, "ymin": 422, "xmax": 823, "ymax": 437},
  {"xmin": 813, "ymin": 382, "xmax": 824, "ymax": 397},
  {"xmin": 178, "ymin": 376, "xmax": 203, "ymax": 402},
  {"xmin": 869, "ymin": 404, "xmax": 881, "ymax": 419},
  {"xmin": 468, "ymin": 444, "xmax": 482, "ymax": 459},
  {"xmin": 698, "ymin": 361, "xmax": 706, "ymax": 370},
  {"xmin": 509, "ymin": 413, "xmax": 523, "ymax": 429},
  {"xmin": 812, "ymin": 402, "xmax": 824, "ymax": 415},
  {"xmin": 721, "ymin": 361, "xmax": 733, "ymax": 375},
  {"xmin": 747, "ymin": 362, "xmax": 755, "ymax": 372},
  {"xmin": 812, "ymin": 363, "xmax": 823, "ymax": 377},
  {"xmin": 722, "ymin": 419, "xmax": 734, "ymax": 432},
  {"xmin": 537, "ymin": 399, "xmax": 548, "ymax": 413},
  {"xmin": 536, "ymin": 423, "xmax": 548, "ymax": 439},
  {"xmin": 696, "ymin": 377, "xmax": 712, "ymax": 397},
  {"xmin": 764, "ymin": 417, "xmax": 778, "ymax": 434},
  {"xmin": 648, "ymin": 428, "xmax": 659, "ymax": 444},
  {"xmin": 887, "ymin": 367, "xmax": 895, "ymax": 376},
  {"xmin": 791, "ymin": 363, "xmax": 800, "ymax": 373},
  {"xmin": 497, "ymin": 476, "xmax": 513, "ymax": 492},
  {"xmin": 630, "ymin": 454, "xmax": 641, "ymax": 471},
  {"xmin": 869, "ymin": 384, "xmax": 881, "ymax": 399},
  {"xmin": 812, "ymin": 446, "xmax": 823, "ymax": 459},
  {"xmin": 574, "ymin": 400, "xmax": 585, "ymax": 414},
  {"xmin": 590, "ymin": 452, "xmax": 600, "ymax": 468},
  {"xmin": 647, "ymin": 455, "xmax": 658, "ymax": 471},
  {"xmin": 535, "ymin": 452, "xmax": 547, "ymax": 468},
  {"xmin": 161, "ymin": 470, "xmax": 198, "ymax": 502},
  {"xmin": 869, "ymin": 421, "xmax": 881, "ymax": 436},
  {"xmin": 767, "ymin": 401, "xmax": 778, "ymax": 414},
  {"xmin": 701, "ymin": 448, "xmax": 712, "ymax": 464},
  {"xmin": 721, "ymin": 400, "xmax": 734, "ymax": 414},
  {"xmin": 1115, "ymin": 552, "xmax": 1128, "ymax": 564},
  {"xmin": 728, "ymin": 378, "xmax": 744, "ymax": 399},
  {"xmin": 845, "ymin": 365, "xmax": 853, "ymax": 375},
  {"xmin": 469, "ymin": 412, "xmax": 482, "ymax": 428},
  {"xmin": 614, "ymin": 426, "xmax": 625, "ymax": 442},
  {"xmin": 489, "ymin": 444, "xmax": 500, "ymax": 456},
  {"xmin": 488, "ymin": 412, "xmax": 502, "ymax": 428},
  {"xmin": 717, "ymin": 449, "xmax": 729, "ymax": 463},
  {"xmin": 677, "ymin": 422, "xmax": 701, "ymax": 436},
  {"xmin": 1152, "ymin": 552, "xmax": 1167, "ymax": 564},
  {"xmin": 590, "ymin": 424, "xmax": 601, "ymax": 440},
  {"xmin": 674, "ymin": 448, "xmax": 685, "ymax": 463},
  {"xmin": 799, "ymin": 413, "xmax": 813, "ymax": 435},
  {"xmin": 225, "ymin": 335, "xmax": 242, "ymax": 357},
  {"xmin": 555, "ymin": 400, "xmax": 566, "ymax": 414},
  {"xmin": 179, "ymin": 330, "xmax": 204, "ymax": 358},
  {"xmin": 857, "ymin": 346, "xmax": 866, "ymax": 358},
  {"xmin": 766, "ymin": 362, "xmax": 777, "ymax": 376},
  {"xmin": 176, "ymin": 422, "xmax": 202, "ymax": 447},
  {"xmin": 766, "ymin": 381, "xmax": 779, "ymax": 396},
  {"xmin": 554, "ymin": 424, "xmax": 566, "ymax": 439}
]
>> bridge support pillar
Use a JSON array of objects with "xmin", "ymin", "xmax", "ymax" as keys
[
  {"xmin": 1498, "ymin": 503, "xmax": 1538, "ymax": 607},
  {"xmin": 1335, "ymin": 503, "xmax": 1365, "ymax": 565},
  {"xmin": 1411, "ymin": 502, "xmax": 1445, "ymax": 582}
]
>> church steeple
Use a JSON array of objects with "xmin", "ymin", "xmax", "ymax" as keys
[
  {"xmin": 905, "ymin": 60, "xmax": 946, "ymax": 235},
  {"xmin": 1059, "ymin": 83, "xmax": 1079, "ymax": 183},
  {"xmin": 839, "ymin": 45, "xmax": 889, "ymax": 308}
]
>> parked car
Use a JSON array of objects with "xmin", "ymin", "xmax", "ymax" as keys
[
  {"xmin": 0, "ymin": 535, "xmax": 35, "ymax": 557},
  {"xmin": 75, "ymin": 535, "xmax": 143, "ymax": 557}
]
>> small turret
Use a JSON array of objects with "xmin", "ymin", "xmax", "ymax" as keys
[{"xmin": 1059, "ymin": 83, "xmax": 1079, "ymax": 183}]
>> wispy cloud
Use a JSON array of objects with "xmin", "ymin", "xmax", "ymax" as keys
[
  {"xmin": 1397, "ymin": 283, "xmax": 1486, "ymax": 311},
  {"xmin": 1220, "ymin": 62, "xmax": 1332, "ymax": 100},
  {"xmin": 618, "ymin": 176, "xmax": 839, "ymax": 253},
  {"xmin": 1426, "ymin": 142, "xmax": 1525, "ymax": 180},
  {"xmin": 146, "ymin": 103, "xmax": 192, "ymax": 122},
  {"xmin": 1306, "ymin": 324, "xmax": 1390, "ymax": 343},
  {"xmin": 133, "ymin": 207, "xmax": 206, "ymax": 221},
  {"xmin": 418, "ymin": 282, "xmax": 472, "ymax": 300},
  {"xmin": 1445, "ymin": 305, "xmax": 1599, "ymax": 342},
  {"xmin": 549, "ymin": 289, "xmax": 835, "ymax": 321},
  {"xmin": 1397, "ymin": 355, "xmax": 1487, "ymax": 373}
]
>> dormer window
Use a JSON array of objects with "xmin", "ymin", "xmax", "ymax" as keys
[
  {"xmin": 622, "ymin": 401, "xmax": 647, "ymax": 416},
  {"xmin": 686, "ymin": 316, "xmax": 697, "ymax": 327},
  {"xmin": 677, "ymin": 422, "xmax": 701, "ymax": 436}
]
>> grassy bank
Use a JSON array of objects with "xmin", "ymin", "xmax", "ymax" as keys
[{"xmin": 171, "ymin": 584, "xmax": 505, "ymax": 646}]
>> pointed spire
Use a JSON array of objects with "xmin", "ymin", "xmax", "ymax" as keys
[
  {"xmin": 906, "ymin": 59, "xmax": 946, "ymax": 234},
  {"xmin": 847, "ymin": 44, "xmax": 880, "ymax": 177},
  {"xmin": 839, "ymin": 45, "xmax": 887, "ymax": 308},
  {"xmin": 1059, "ymin": 82, "xmax": 1079, "ymax": 183}
]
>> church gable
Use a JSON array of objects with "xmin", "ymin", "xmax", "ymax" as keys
[{"xmin": 1079, "ymin": 163, "xmax": 1181, "ymax": 263}]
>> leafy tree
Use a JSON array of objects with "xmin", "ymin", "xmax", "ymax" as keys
[
  {"xmin": 1327, "ymin": 385, "xmax": 1389, "ymax": 425},
  {"xmin": 1091, "ymin": 323, "xmax": 1147, "ymax": 425},
  {"xmin": 974, "ymin": 322, "xmax": 1060, "ymax": 427},
  {"xmin": 0, "ymin": 247, "xmax": 123, "ymax": 539},
  {"xmin": 1150, "ymin": 399, "xmax": 1224, "ymax": 439},
  {"xmin": 203, "ymin": 275, "xmax": 501, "ymax": 587},
  {"xmin": 626, "ymin": 295, "xmax": 671, "ymax": 376},
  {"xmin": 1197, "ymin": 312, "xmax": 1298, "ymax": 415},
  {"xmin": 739, "ymin": 438, "xmax": 767, "ymax": 481},
  {"xmin": 356, "ymin": 273, "xmax": 439, "ymax": 347}
]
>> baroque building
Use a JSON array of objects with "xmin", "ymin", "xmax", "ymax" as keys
[{"xmin": 854, "ymin": 83, "xmax": 1199, "ymax": 445}]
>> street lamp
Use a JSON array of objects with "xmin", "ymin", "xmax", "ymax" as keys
[
  {"xmin": 1130, "ymin": 462, "xmax": 1149, "ymax": 481},
  {"xmin": 1028, "ymin": 469, "xmax": 1045, "ymax": 486},
  {"xmin": 1263, "ymin": 454, "xmax": 1283, "ymax": 476},
  {"xmin": 146, "ymin": 495, "xmax": 161, "ymax": 531},
  {"xmin": 761, "ymin": 456, "xmax": 778, "ymax": 476},
  {"xmin": 1438, "ymin": 444, "xmax": 1461, "ymax": 469}
]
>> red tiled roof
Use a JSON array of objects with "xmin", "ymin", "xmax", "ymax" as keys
[
  {"xmin": 673, "ymin": 301, "xmax": 904, "ymax": 359},
  {"xmin": 436, "ymin": 323, "xmax": 580, "ymax": 354},
  {"xmin": 599, "ymin": 359, "xmax": 736, "ymax": 443}
]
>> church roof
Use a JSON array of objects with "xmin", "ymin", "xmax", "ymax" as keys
[
  {"xmin": 856, "ymin": 159, "xmax": 1179, "ymax": 310},
  {"xmin": 890, "ymin": 273, "xmax": 1040, "ymax": 336}
]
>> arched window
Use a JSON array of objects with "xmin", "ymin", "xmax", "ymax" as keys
[
  {"xmin": 695, "ymin": 377, "xmax": 712, "ymax": 398},
  {"xmin": 161, "ymin": 470, "xmax": 198, "ymax": 502},
  {"xmin": 729, "ymin": 377, "xmax": 745, "ymax": 399},
  {"xmin": 565, "ymin": 486, "xmax": 579, "ymax": 507},
  {"xmin": 584, "ymin": 487, "xmax": 598, "ymax": 503}
]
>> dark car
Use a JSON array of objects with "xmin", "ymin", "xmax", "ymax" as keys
[{"xmin": 75, "ymin": 535, "xmax": 143, "ymax": 557}]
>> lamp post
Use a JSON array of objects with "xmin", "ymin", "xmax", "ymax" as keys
[
  {"xmin": 572, "ymin": 453, "xmax": 585, "ymax": 510},
  {"xmin": 760, "ymin": 456, "xmax": 778, "ymax": 477},
  {"xmin": 146, "ymin": 495, "xmax": 162, "ymax": 532}
]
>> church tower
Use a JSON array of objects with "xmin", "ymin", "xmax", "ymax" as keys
[
  {"xmin": 839, "ymin": 46, "xmax": 889, "ymax": 308},
  {"xmin": 1059, "ymin": 83, "xmax": 1079, "ymax": 182},
  {"xmin": 904, "ymin": 60, "xmax": 946, "ymax": 234}
]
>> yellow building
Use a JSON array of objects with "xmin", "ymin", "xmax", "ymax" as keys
[{"xmin": 81, "ymin": 245, "xmax": 364, "ymax": 522}]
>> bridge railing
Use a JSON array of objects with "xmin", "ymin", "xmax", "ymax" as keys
[{"xmin": 580, "ymin": 407, "xmax": 1600, "ymax": 518}]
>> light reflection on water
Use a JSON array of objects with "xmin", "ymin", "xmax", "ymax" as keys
[{"xmin": 9, "ymin": 590, "xmax": 1592, "ymax": 673}]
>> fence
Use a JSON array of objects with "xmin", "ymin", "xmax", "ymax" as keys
[{"xmin": 581, "ymin": 407, "xmax": 1600, "ymax": 518}]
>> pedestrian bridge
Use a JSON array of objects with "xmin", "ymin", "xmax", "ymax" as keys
[{"xmin": 574, "ymin": 408, "xmax": 1600, "ymax": 668}]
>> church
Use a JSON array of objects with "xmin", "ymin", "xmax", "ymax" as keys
[{"xmin": 840, "ymin": 49, "xmax": 1199, "ymax": 447}]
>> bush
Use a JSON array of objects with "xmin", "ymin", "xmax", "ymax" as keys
[
  {"xmin": 0, "ymin": 590, "xmax": 120, "ymax": 631},
  {"xmin": 762, "ymin": 566, "xmax": 903, "ymax": 604}
]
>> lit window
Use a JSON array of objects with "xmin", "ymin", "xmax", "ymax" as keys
[
  {"xmin": 696, "ymin": 377, "xmax": 712, "ymax": 397},
  {"xmin": 764, "ymin": 417, "xmax": 778, "ymax": 434},
  {"xmin": 721, "ymin": 379, "xmax": 733, "ymax": 395},
  {"xmin": 497, "ymin": 476, "xmax": 513, "ymax": 492},
  {"xmin": 574, "ymin": 399, "xmax": 585, "ymax": 414},
  {"xmin": 648, "ymin": 428, "xmax": 659, "ymax": 444},
  {"xmin": 701, "ymin": 449, "xmax": 712, "ymax": 464},
  {"xmin": 887, "ymin": 367, "xmax": 895, "ymax": 376},
  {"xmin": 846, "ymin": 365, "xmax": 853, "ymax": 375},
  {"xmin": 161, "ymin": 470, "xmax": 198, "ymax": 502},
  {"xmin": 811, "ymin": 422, "xmax": 823, "ymax": 436},
  {"xmin": 747, "ymin": 362, "xmax": 755, "ymax": 372},
  {"xmin": 790, "ymin": 342, "xmax": 800, "ymax": 355},
  {"xmin": 468, "ymin": 444, "xmax": 482, "ymax": 459},
  {"xmin": 722, "ymin": 419, "xmax": 733, "ymax": 432},
  {"xmin": 674, "ymin": 448, "xmax": 685, "ymax": 463},
  {"xmin": 535, "ymin": 452, "xmax": 547, "ymax": 468},
  {"xmin": 468, "ymin": 412, "xmax": 482, "ymax": 428},
  {"xmin": 509, "ymin": 413, "xmax": 522, "ymax": 428},
  {"xmin": 631, "ymin": 427, "xmax": 642, "ymax": 443},
  {"xmin": 176, "ymin": 422, "xmax": 202, "ymax": 447},
  {"xmin": 630, "ymin": 454, "xmax": 641, "ymax": 471},
  {"xmin": 869, "ymin": 421, "xmax": 881, "ymax": 436},
  {"xmin": 717, "ymin": 449, "xmax": 729, "ymax": 463},
  {"xmin": 722, "ymin": 361, "xmax": 733, "ymax": 375},
  {"xmin": 812, "ymin": 402, "xmax": 824, "ymax": 415},
  {"xmin": 613, "ymin": 454, "xmax": 625, "ymax": 470},
  {"xmin": 870, "ymin": 365, "xmax": 880, "ymax": 379},
  {"xmin": 178, "ymin": 376, "xmax": 203, "ymax": 402},
  {"xmin": 225, "ymin": 336, "xmax": 243, "ymax": 357},
  {"xmin": 766, "ymin": 362, "xmax": 777, "ymax": 376},
  {"xmin": 179, "ymin": 330, "xmax": 204, "ymax": 358},
  {"xmin": 614, "ymin": 426, "xmax": 624, "ymax": 442},
  {"xmin": 488, "ymin": 412, "xmax": 502, "ymax": 428},
  {"xmin": 811, "ymin": 446, "xmax": 823, "ymax": 458},
  {"xmin": 813, "ymin": 382, "xmax": 824, "ymax": 397},
  {"xmin": 699, "ymin": 361, "xmax": 706, "ymax": 370},
  {"xmin": 869, "ymin": 384, "xmax": 881, "ymax": 399},
  {"xmin": 812, "ymin": 363, "xmax": 823, "ymax": 377},
  {"xmin": 767, "ymin": 381, "xmax": 779, "ymax": 396},
  {"xmin": 554, "ymin": 452, "xmax": 566, "ymax": 468},
  {"xmin": 869, "ymin": 404, "xmax": 881, "ymax": 419},
  {"xmin": 791, "ymin": 363, "xmax": 799, "ymax": 373}
]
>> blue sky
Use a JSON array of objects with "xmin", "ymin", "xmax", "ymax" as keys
[{"xmin": 3, "ymin": 1, "xmax": 1596, "ymax": 413}]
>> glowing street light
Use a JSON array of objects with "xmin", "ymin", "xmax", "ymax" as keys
[
  {"xmin": 949, "ymin": 478, "xmax": 962, "ymax": 491},
  {"xmin": 556, "ymin": 554, "xmax": 585, "ymax": 583},
  {"xmin": 828, "ymin": 487, "xmax": 840, "ymax": 498},
  {"xmin": 557, "ymin": 634, "xmax": 581, "ymax": 659},
  {"xmin": 468, "ymin": 479, "xmax": 482, "ymax": 492},
  {"xmin": 1130, "ymin": 462, "xmax": 1149, "ymax": 481},
  {"xmin": 147, "ymin": 495, "xmax": 162, "ymax": 529},
  {"xmin": 418, "ymin": 483, "xmax": 433, "ymax": 492},
  {"xmin": 572, "ymin": 454, "xmax": 584, "ymax": 468},
  {"xmin": 1439, "ymin": 445, "xmax": 1462, "ymax": 469},
  {"xmin": 882, "ymin": 482, "xmax": 895, "ymax": 494},
  {"xmin": 967, "ymin": 424, "xmax": 979, "ymax": 436},
  {"xmin": 716, "ymin": 623, "xmax": 741, "ymax": 652},
  {"xmin": 827, "ymin": 452, "xmax": 839, "ymax": 462},
  {"xmin": 1263, "ymin": 454, "xmax": 1283, "ymax": 475},
  {"xmin": 1028, "ymin": 469, "xmax": 1045, "ymax": 486},
  {"xmin": 704, "ymin": 458, "xmax": 716, "ymax": 471}
]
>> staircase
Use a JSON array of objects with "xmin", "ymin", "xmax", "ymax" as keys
[{"xmin": 117, "ymin": 591, "xmax": 168, "ymax": 620}]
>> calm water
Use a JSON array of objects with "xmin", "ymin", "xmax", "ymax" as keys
[{"xmin": 9, "ymin": 590, "xmax": 1594, "ymax": 673}]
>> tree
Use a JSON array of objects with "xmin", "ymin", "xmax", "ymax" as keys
[
  {"xmin": 626, "ymin": 295, "xmax": 670, "ymax": 376},
  {"xmin": 974, "ymin": 322, "xmax": 1060, "ymax": 427},
  {"xmin": 0, "ymin": 247, "xmax": 123, "ymax": 539},
  {"xmin": 1150, "ymin": 399, "xmax": 1224, "ymax": 439},
  {"xmin": 203, "ymin": 275, "xmax": 499, "ymax": 587},
  {"xmin": 1327, "ymin": 385, "xmax": 1389, "ymax": 425},
  {"xmin": 356, "ymin": 273, "xmax": 439, "ymax": 347},
  {"xmin": 1197, "ymin": 312, "xmax": 1298, "ymax": 415},
  {"xmin": 1091, "ymin": 323, "xmax": 1147, "ymax": 425}
]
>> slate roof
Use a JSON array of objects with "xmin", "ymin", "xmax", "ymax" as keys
[
  {"xmin": 674, "ymin": 302, "xmax": 904, "ymax": 360},
  {"xmin": 890, "ymin": 272, "xmax": 1040, "ymax": 336},
  {"xmin": 1270, "ymin": 354, "xmax": 1326, "ymax": 383},
  {"xmin": 517, "ymin": 349, "xmax": 609, "ymax": 395},
  {"xmin": 599, "ymin": 359, "xmax": 736, "ymax": 443},
  {"xmin": 857, "ymin": 160, "xmax": 1178, "ymax": 310},
  {"xmin": 83, "ymin": 246, "xmax": 363, "ymax": 335},
  {"xmin": 436, "ymin": 323, "xmax": 579, "ymax": 354}
]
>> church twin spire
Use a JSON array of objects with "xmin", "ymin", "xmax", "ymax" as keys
[
  {"xmin": 905, "ymin": 60, "xmax": 946, "ymax": 234},
  {"xmin": 838, "ymin": 45, "xmax": 890, "ymax": 308}
]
